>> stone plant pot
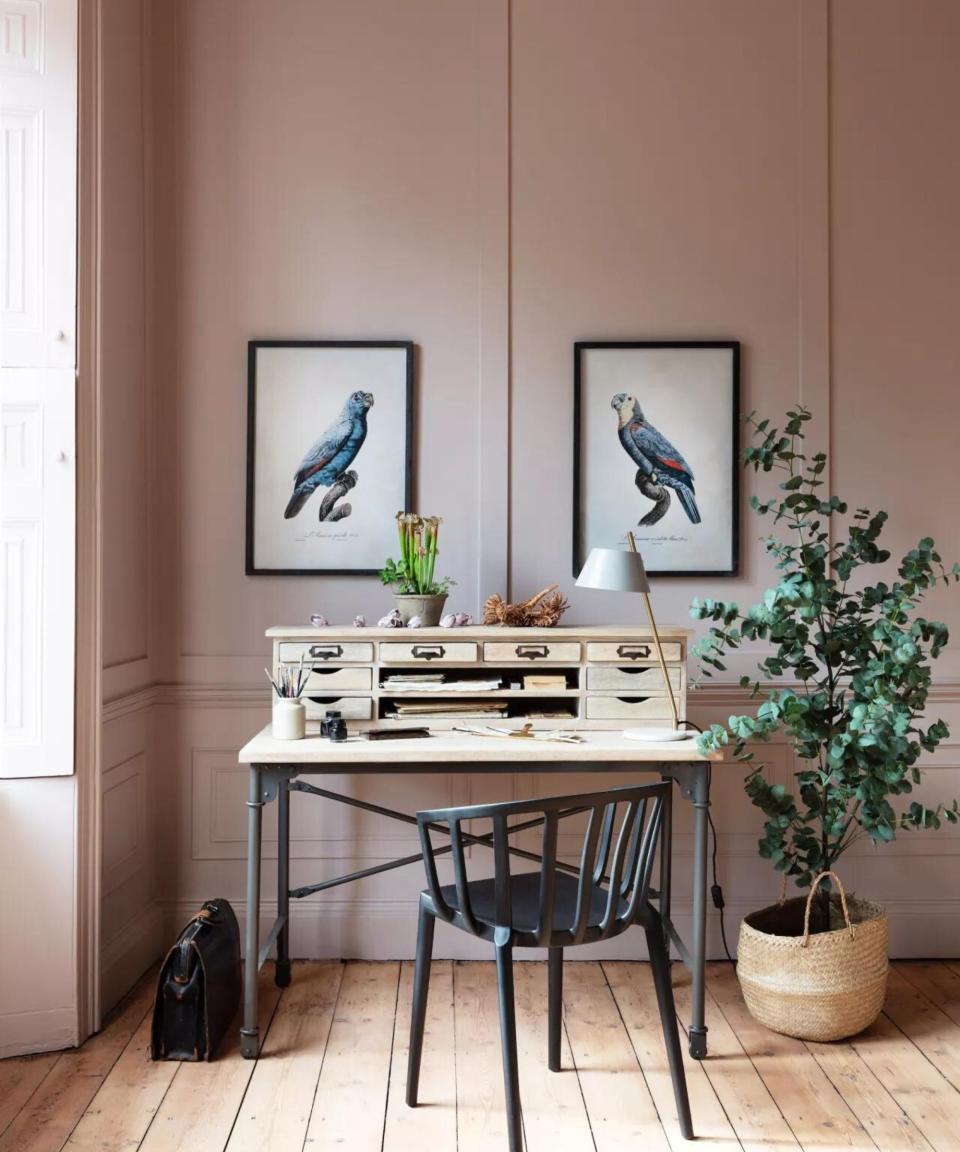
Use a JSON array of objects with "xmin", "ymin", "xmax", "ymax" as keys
[{"xmin": 393, "ymin": 592, "xmax": 448, "ymax": 626}]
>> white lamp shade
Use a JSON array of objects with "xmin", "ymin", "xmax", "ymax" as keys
[{"xmin": 575, "ymin": 547, "xmax": 650, "ymax": 593}]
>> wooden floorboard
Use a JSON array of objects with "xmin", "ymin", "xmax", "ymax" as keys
[
  {"xmin": 7, "ymin": 960, "xmax": 960, "ymax": 1152},
  {"xmin": 707, "ymin": 962, "xmax": 875, "ymax": 1150},
  {"xmin": 225, "ymin": 960, "xmax": 342, "ymax": 1152}
]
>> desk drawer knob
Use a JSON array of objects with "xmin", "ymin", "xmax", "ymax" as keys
[{"xmin": 515, "ymin": 644, "xmax": 549, "ymax": 660}]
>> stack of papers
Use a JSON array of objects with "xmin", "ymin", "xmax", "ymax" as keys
[
  {"xmin": 385, "ymin": 700, "xmax": 508, "ymax": 718},
  {"xmin": 385, "ymin": 678, "xmax": 503, "ymax": 693}
]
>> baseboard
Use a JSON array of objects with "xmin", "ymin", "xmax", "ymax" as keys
[
  {"xmin": 100, "ymin": 900, "xmax": 165, "ymax": 1014},
  {"xmin": 159, "ymin": 896, "xmax": 960, "ymax": 962},
  {"xmin": 0, "ymin": 1005, "xmax": 78, "ymax": 1058}
]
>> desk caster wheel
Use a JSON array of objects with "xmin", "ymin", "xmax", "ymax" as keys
[
  {"xmin": 275, "ymin": 959, "xmax": 292, "ymax": 988},
  {"xmin": 688, "ymin": 1026, "xmax": 708, "ymax": 1060}
]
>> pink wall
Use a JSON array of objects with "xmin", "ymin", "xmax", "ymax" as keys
[{"xmin": 94, "ymin": 0, "xmax": 960, "ymax": 987}]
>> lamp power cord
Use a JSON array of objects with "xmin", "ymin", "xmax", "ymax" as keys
[{"xmin": 678, "ymin": 721, "xmax": 736, "ymax": 966}]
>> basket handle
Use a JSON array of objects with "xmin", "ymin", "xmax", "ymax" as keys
[{"xmin": 802, "ymin": 870, "xmax": 855, "ymax": 946}]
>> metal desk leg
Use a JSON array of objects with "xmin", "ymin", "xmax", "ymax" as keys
[
  {"xmin": 688, "ymin": 764, "xmax": 710, "ymax": 1059},
  {"xmin": 276, "ymin": 777, "xmax": 291, "ymax": 988},
  {"xmin": 241, "ymin": 764, "xmax": 263, "ymax": 1059}
]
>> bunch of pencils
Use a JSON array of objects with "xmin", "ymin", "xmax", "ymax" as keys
[{"xmin": 265, "ymin": 655, "xmax": 306, "ymax": 699}]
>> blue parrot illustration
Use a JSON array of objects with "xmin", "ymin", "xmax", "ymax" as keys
[
  {"xmin": 284, "ymin": 390, "xmax": 374, "ymax": 519},
  {"xmin": 611, "ymin": 393, "xmax": 701, "ymax": 526}
]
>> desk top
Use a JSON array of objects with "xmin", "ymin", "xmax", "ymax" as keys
[{"xmin": 239, "ymin": 724, "xmax": 719, "ymax": 766}]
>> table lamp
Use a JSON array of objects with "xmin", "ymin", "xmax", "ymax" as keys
[{"xmin": 575, "ymin": 531, "xmax": 683, "ymax": 740}]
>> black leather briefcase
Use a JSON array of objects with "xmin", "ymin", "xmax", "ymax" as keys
[{"xmin": 150, "ymin": 898, "xmax": 241, "ymax": 1061}]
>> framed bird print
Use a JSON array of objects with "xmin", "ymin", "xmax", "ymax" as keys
[
  {"xmin": 246, "ymin": 340, "xmax": 413, "ymax": 575},
  {"xmin": 573, "ymin": 341, "xmax": 740, "ymax": 577}
]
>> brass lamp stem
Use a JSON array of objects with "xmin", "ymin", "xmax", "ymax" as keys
[{"xmin": 627, "ymin": 531, "xmax": 679, "ymax": 729}]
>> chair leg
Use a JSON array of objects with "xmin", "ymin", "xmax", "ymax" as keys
[
  {"xmin": 548, "ymin": 947, "xmax": 563, "ymax": 1072},
  {"xmin": 495, "ymin": 943, "xmax": 524, "ymax": 1152},
  {"xmin": 646, "ymin": 922, "xmax": 694, "ymax": 1140},
  {"xmin": 406, "ymin": 903, "xmax": 436, "ymax": 1107}
]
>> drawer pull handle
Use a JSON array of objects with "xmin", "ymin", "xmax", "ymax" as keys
[
  {"xmin": 616, "ymin": 644, "xmax": 651, "ymax": 660},
  {"xmin": 412, "ymin": 644, "xmax": 446, "ymax": 660},
  {"xmin": 309, "ymin": 644, "xmax": 343, "ymax": 660},
  {"xmin": 515, "ymin": 644, "xmax": 549, "ymax": 660}
]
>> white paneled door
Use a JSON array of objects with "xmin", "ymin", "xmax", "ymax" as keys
[{"xmin": 1, "ymin": 0, "xmax": 76, "ymax": 777}]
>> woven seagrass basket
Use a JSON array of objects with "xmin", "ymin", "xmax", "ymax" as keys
[{"xmin": 737, "ymin": 870, "xmax": 888, "ymax": 1042}]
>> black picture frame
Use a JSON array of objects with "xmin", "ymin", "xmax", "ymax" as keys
[
  {"xmin": 246, "ymin": 339, "xmax": 414, "ymax": 576},
  {"xmin": 573, "ymin": 340, "xmax": 740, "ymax": 578}
]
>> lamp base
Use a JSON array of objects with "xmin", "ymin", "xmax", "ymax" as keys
[{"xmin": 623, "ymin": 728, "xmax": 693, "ymax": 743}]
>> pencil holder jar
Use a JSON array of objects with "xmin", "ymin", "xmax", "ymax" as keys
[{"xmin": 272, "ymin": 698, "xmax": 306, "ymax": 741}]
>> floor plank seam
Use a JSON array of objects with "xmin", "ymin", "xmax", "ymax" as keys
[
  {"xmin": 299, "ymin": 961, "xmax": 346, "ymax": 1152},
  {"xmin": 379, "ymin": 962, "xmax": 403, "ymax": 1152},
  {"xmin": 0, "ymin": 1053, "xmax": 63, "ymax": 1141},
  {"xmin": 597, "ymin": 960, "xmax": 675, "ymax": 1146},
  {"xmin": 878, "ymin": 1006, "xmax": 960, "ymax": 1094},
  {"xmin": 60, "ymin": 998, "xmax": 157, "ymax": 1152},
  {"xmin": 801, "ymin": 1039, "xmax": 938, "ymax": 1152},
  {"xmin": 451, "ymin": 961, "xmax": 459, "ymax": 1152},
  {"xmin": 558, "ymin": 1003, "xmax": 599, "ymax": 1152}
]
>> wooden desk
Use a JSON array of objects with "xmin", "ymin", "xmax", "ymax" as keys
[{"xmin": 238, "ymin": 724, "xmax": 720, "ymax": 1061}]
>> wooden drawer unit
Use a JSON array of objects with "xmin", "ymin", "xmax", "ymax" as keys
[
  {"xmin": 585, "ymin": 695, "xmax": 676, "ymax": 721},
  {"xmin": 586, "ymin": 641, "xmax": 682, "ymax": 664},
  {"xmin": 303, "ymin": 695, "xmax": 374, "ymax": 721},
  {"xmin": 279, "ymin": 641, "xmax": 374, "ymax": 663},
  {"xmin": 302, "ymin": 666, "xmax": 372, "ymax": 692},
  {"xmin": 483, "ymin": 641, "xmax": 581, "ymax": 664},
  {"xmin": 379, "ymin": 641, "xmax": 478, "ymax": 665},
  {"xmin": 586, "ymin": 666, "xmax": 682, "ymax": 693}
]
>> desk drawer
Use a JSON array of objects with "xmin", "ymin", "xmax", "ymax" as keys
[
  {"xmin": 483, "ymin": 641, "xmax": 581, "ymax": 664},
  {"xmin": 279, "ymin": 641, "xmax": 374, "ymax": 663},
  {"xmin": 587, "ymin": 666, "xmax": 681, "ymax": 693},
  {"xmin": 380, "ymin": 641, "xmax": 478, "ymax": 665},
  {"xmin": 301, "ymin": 666, "xmax": 372, "ymax": 692},
  {"xmin": 585, "ymin": 695, "xmax": 676, "ymax": 721},
  {"xmin": 303, "ymin": 695, "xmax": 373, "ymax": 721},
  {"xmin": 586, "ymin": 641, "xmax": 682, "ymax": 664}
]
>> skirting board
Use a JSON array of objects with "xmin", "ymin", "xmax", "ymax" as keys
[
  {"xmin": 161, "ymin": 897, "xmax": 960, "ymax": 963},
  {"xmin": 100, "ymin": 900, "xmax": 165, "ymax": 1015},
  {"xmin": 0, "ymin": 1005, "xmax": 78, "ymax": 1059}
]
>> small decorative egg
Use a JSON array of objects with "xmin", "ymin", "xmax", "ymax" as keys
[{"xmin": 407, "ymin": 615, "xmax": 423, "ymax": 628}]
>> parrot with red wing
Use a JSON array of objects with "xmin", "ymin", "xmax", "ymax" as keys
[{"xmin": 611, "ymin": 392, "xmax": 701, "ymax": 527}]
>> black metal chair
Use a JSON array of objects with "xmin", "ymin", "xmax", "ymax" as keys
[{"xmin": 405, "ymin": 781, "xmax": 693, "ymax": 1150}]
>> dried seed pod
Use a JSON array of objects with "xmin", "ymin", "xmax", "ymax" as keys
[
  {"xmin": 353, "ymin": 615, "xmax": 366, "ymax": 628},
  {"xmin": 407, "ymin": 615, "xmax": 424, "ymax": 628},
  {"xmin": 309, "ymin": 613, "xmax": 329, "ymax": 627}
]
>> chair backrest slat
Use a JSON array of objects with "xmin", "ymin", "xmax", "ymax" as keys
[
  {"xmin": 620, "ymin": 797, "xmax": 647, "ymax": 895},
  {"xmin": 493, "ymin": 814, "xmax": 512, "ymax": 930},
  {"xmin": 592, "ymin": 802, "xmax": 617, "ymax": 885},
  {"xmin": 535, "ymin": 811, "xmax": 559, "ymax": 944},
  {"xmin": 449, "ymin": 819, "xmax": 478, "ymax": 935},
  {"xmin": 571, "ymin": 805, "xmax": 603, "ymax": 944},
  {"xmin": 600, "ymin": 801, "xmax": 637, "ymax": 935}
]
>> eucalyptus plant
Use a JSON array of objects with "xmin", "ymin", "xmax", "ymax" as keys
[
  {"xmin": 693, "ymin": 408, "xmax": 959, "ymax": 921},
  {"xmin": 380, "ymin": 513, "xmax": 455, "ymax": 596}
]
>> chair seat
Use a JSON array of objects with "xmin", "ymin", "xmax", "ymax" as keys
[{"xmin": 430, "ymin": 869, "xmax": 631, "ymax": 939}]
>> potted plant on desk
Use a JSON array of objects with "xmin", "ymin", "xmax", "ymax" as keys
[
  {"xmin": 692, "ymin": 407, "xmax": 958, "ymax": 1041},
  {"xmin": 380, "ymin": 512, "xmax": 455, "ymax": 625}
]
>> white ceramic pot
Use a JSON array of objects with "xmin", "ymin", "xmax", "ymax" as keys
[{"xmin": 272, "ymin": 698, "xmax": 306, "ymax": 740}]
